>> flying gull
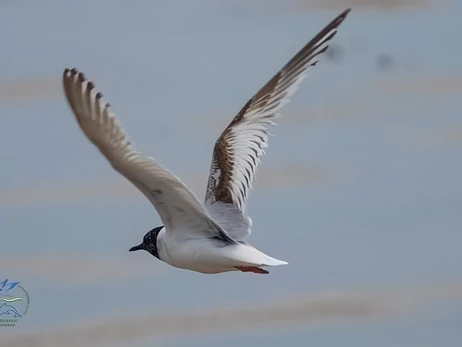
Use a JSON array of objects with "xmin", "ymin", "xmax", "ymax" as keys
[{"xmin": 62, "ymin": 9, "xmax": 351, "ymax": 274}]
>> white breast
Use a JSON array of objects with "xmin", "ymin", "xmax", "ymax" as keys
[{"xmin": 156, "ymin": 228, "xmax": 236, "ymax": 273}]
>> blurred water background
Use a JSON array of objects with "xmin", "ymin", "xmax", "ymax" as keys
[{"xmin": 1, "ymin": 0, "xmax": 461, "ymax": 346}]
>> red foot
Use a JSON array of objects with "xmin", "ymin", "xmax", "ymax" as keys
[{"xmin": 235, "ymin": 266, "xmax": 269, "ymax": 274}]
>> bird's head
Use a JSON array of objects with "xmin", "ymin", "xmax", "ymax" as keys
[{"xmin": 129, "ymin": 225, "xmax": 164, "ymax": 259}]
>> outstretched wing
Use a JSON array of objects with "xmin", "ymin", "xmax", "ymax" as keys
[
  {"xmin": 63, "ymin": 68, "xmax": 235, "ymax": 243},
  {"xmin": 204, "ymin": 9, "xmax": 351, "ymax": 240}
]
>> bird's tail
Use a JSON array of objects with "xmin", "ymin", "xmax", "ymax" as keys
[
  {"xmin": 239, "ymin": 245, "xmax": 288, "ymax": 267},
  {"xmin": 260, "ymin": 255, "xmax": 288, "ymax": 267}
]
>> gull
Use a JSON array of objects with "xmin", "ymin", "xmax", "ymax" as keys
[{"xmin": 62, "ymin": 9, "xmax": 351, "ymax": 275}]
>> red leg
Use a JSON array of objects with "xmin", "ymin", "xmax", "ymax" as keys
[{"xmin": 235, "ymin": 266, "xmax": 269, "ymax": 274}]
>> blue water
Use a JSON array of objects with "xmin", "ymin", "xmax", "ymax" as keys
[{"xmin": 1, "ymin": 1, "xmax": 461, "ymax": 346}]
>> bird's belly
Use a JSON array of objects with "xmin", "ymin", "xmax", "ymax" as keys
[{"xmin": 158, "ymin": 239, "xmax": 238, "ymax": 274}]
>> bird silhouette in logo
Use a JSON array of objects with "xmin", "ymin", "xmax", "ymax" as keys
[{"xmin": 0, "ymin": 303, "xmax": 22, "ymax": 318}]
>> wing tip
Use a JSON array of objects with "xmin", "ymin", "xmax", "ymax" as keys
[
  {"xmin": 63, "ymin": 67, "xmax": 100, "ymax": 100},
  {"xmin": 329, "ymin": 8, "xmax": 352, "ymax": 30},
  {"xmin": 339, "ymin": 8, "xmax": 352, "ymax": 20},
  {"xmin": 63, "ymin": 67, "xmax": 91, "ymax": 84}
]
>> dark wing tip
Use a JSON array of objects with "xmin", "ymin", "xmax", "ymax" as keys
[
  {"xmin": 64, "ymin": 68, "xmax": 79, "ymax": 79},
  {"xmin": 296, "ymin": 8, "xmax": 350, "ymax": 63},
  {"xmin": 340, "ymin": 8, "xmax": 352, "ymax": 19},
  {"xmin": 77, "ymin": 72, "xmax": 86, "ymax": 82},
  {"xmin": 328, "ymin": 8, "xmax": 351, "ymax": 30}
]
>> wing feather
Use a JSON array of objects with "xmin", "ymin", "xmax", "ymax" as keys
[
  {"xmin": 63, "ymin": 68, "xmax": 235, "ymax": 243},
  {"xmin": 204, "ymin": 9, "xmax": 351, "ymax": 240}
]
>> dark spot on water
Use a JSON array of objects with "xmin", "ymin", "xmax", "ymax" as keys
[
  {"xmin": 376, "ymin": 53, "xmax": 394, "ymax": 71},
  {"xmin": 325, "ymin": 43, "xmax": 345, "ymax": 63}
]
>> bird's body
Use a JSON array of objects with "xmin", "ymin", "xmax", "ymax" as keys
[
  {"xmin": 157, "ymin": 228, "xmax": 286, "ymax": 274},
  {"xmin": 62, "ymin": 9, "xmax": 351, "ymax": 275}
]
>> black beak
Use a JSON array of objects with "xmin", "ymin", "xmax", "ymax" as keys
[{"xmin": 129, "ymin": 243, "xmax": 145, "ymax": 252}]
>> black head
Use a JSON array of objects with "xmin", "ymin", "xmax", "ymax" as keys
[{"xmin": 129, "ymin": 226, "xmax": 164, "ymax": 259}]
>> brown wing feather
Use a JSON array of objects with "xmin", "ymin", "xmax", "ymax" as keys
[{"xmin": 205, "ymin": 9, "xmax": 351, "ymax": 213}]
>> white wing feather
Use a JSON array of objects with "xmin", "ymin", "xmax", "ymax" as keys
[{"xmin": 63, "ymin": 68, "xmax": 235, "ymax": 242}]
